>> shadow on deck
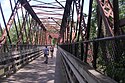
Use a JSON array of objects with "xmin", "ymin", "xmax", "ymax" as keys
[{"xmin": 0, "ymin": 48, "xmax": 65, "ymax": 83}]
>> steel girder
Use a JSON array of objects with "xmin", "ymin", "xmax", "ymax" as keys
[
  {"xmin": 59, "ymin": 0, "xmax": 117, "ymax": 39},
  {"xmin": 59, "ymin": 0, "xmax": 73, "ymax": 43},
  {"xmin": 59, "ymin": 0, "xmax": 125, "ymax": 62},
  {"xmin": 19, "ymin": 0, "xmax": 46, "ymax": 31},
  {"xmin": 0, "ymin": 0, "xmax": 47, "ymax": 52},
  {"xmin": 0, "ymin": 1, "xmax": 20, "ymax": 45}
]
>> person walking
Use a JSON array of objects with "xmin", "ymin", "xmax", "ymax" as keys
[
  {"xmin": 43, "ymin": 46, "xmax": 49, "ymax": 64},
  {"xmin": 50, "ymin": 45, "xmax": 54, "ymax": 58}
]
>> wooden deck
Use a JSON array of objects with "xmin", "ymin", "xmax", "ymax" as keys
[{"xmin": 0, "ymin": 48, "xmax": 66, "ymax": 83}]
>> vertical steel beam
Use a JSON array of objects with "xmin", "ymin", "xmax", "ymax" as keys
[
  {"xmin": 59, "ymin": 0, "xmax": 72, "ymax": 43},
  {"xmin": 40, "ymin": 28, "xmax": 42, "ymax": 45},
  {"xmin": 21, "ymin": 6, "xmax": 28, "ymax": 43},
  {"xmin": 45, "ymin": 31, "xmax": 47, "ymax": 44},
  {"xmin": 81, "ymin": 42, "xmax": 84, "ymax": 61},
  {"xmin": 73, "ymin": 19, "xmax": 78, "ymax": 41},
  {"xmin": 70, "ymin": 1, "xmax": 74, "ymax": 43},
  {"xmin": 92, "ymin": 41, "xmax": 98, "ymax": 69},
  {"xmin": 36, "ymin": 24, "xmax": 39, "ymax": 45},
  {"xmin": 92, "ymin": 6, "xmax": 103, "ymax": 69},
  {"xmin": 84, "ymin": 0, "xmax": 93, "ymax": 63},
  {"xmin": 66, "ymin": 25, "xmax": 69, "ymax": 43},
  {"xmin": 77, "ymin": 0, "xmax": 84, "ymax": 42},
  {"xmin": 86, "ymin": 0, "xmax": 93, "ymax": 40},
  {"xmin": 14, "ymin": 0, "xmax": 24, "ymax": 44},
  {"xmin": 9, "ymin": 0, "xmax": 19, "ymax": 39},
  {"xmin": 41, "ymin": 29, "xmax": 43, "ymax": 45},
  {"xmin": 96, "ymin": 0, "xmax": 113, "ymax": 36},
  {"xmin": 25, "ymin": 13, "xmax": 31, "ymax": 44},
  {"xmin": 29, "ymin": 18, "xmax": 33, "ymax": 44},
  {"xmin": 72, "ymin": 0, "xmax": 81, "ymax": 42},
  {"xmin": 113, "ymin": 0, "xmax": 119, "ymax": 35},
  {"xmin": 97, "ymin": 6, "xmax": 103, "ymax": 38}
]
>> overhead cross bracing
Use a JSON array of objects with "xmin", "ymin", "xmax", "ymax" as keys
[
  {"xmin": 28, "ymin": 0, "xmax": 65, "ymax": 32},
  {"xmin": 25, "ymin": 0, "xmax": 65, "ymax": 44},
  {"xmin": 0, "ymin": 0, "xmax": 65, "ymax": 46},
  {"xmin": 19, "ymin": 0, "xmax": 46, "ymax": 31},
  {"xmin": 0, "ymin": 0, "xmax": 125, "ymax": 83}
]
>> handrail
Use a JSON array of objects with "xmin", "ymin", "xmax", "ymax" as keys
[
  {"xmin": 58, "ymin": 47, "xmax": 117, "ymax": 83},
  {"xmin": 0, "ymin": 47, "xmax": 43, "ymax": 78},
  {"xmin": 59, "ymin": 34, "xmax": 125, "ymax": 45}
]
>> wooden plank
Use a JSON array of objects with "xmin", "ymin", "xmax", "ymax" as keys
[
  {"xmin": 59, "ymin": 47, "xmax": 117, "ymax": 83},
  {"xmin": 62, "ymin": 57, "xmax": 74, "ymax": 83},
  {"xmin": 60, "ymin": 50, "xmax": 88, "ymax": 83}
]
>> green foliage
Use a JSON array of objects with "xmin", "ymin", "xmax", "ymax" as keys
[
  {"xmin": 51, "ymin": 38, "xmax": 57, "ymax": 45},
  {"xmin": 96, "ymin": 41, "xmax": 125, "ymax": 83},
  {"xmin": 9, "ymin": 25, "xmax": 18, "ymax": 44},
  {"xmin": 90, "ymin": 0, "xmax": 97, "ymax": 39},
  {"xmin": 119, "ymin": 0, "xmax": 125, "ymax": 19},
  {"xmin": 106, "ymin": 62, "xmax": 125, "ymax": 83},
  {"xmin": 0, "ymin": 31, "xmax": 2, "ymax": 37},
  {"xmin": 8, "ymin": 17, "xmax": 30, "ymax": 44},
  {"xmin": 90, "ymin": 1, "xmax": 125, "ymax": 83}
]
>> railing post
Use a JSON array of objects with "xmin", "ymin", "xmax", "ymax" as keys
[
  {"xmin": 84, "ymin": 42, "xmax": 88, "ymax": 63},
  {"xmin": 70, "ymin": 43, "xmax": 73, "ymax": 54},
  {"xmin": 74, "ymin": 43, "xmax": 78, "ymax": 57},
  {"xmin": 72, "ymin": 43, "xmax": 75, "ymax": 55},
  {"xmin": 92, "ymin": 41, "xmax": 98, "ymax": 69},
  {"xmin": 81, "ymin": 42, "xmax": 84, "ymax": 61}
]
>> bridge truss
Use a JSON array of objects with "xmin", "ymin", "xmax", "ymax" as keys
[
  {"xmin": 59, "ymin": 0, "xmax": 125, "ymax": 82},
  {"xmin": 0, "ymin": 0, "xmax": 64, "ymax": 52},
  {"xmin": 0, "ymin": 0, "xmax": 125, "ymax": 82}
]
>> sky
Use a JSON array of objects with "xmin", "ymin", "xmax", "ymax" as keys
[
  {"xmin": 0, "ymin": 0, "xmax": 16, "ymax": 27},
  {"xmin": 0, "ymin": 0, "xmax": 90, "ymax": 27}
]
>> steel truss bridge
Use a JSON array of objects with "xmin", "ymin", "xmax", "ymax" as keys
[{"xmin": 0, "ymin": 0, "xmax": 125, "ymax": 83}]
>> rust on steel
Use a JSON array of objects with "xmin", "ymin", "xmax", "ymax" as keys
[
  {"xmin": 96, "ymin": 0, "xmax": 114, "ymax": 36},
  {"xmin": 19, "ymin": 0, "xmax": 46, "ymax": 31},
  {"xmin": 59, "ymin": 0, "xmax": 72, "ymax": 43},
  {"xmin": 0, "ymin": 1, "xmax": 20, "ymax": 44}
]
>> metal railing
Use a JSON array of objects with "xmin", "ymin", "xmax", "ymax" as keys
[
  {"xmin": 0, "ymin": 45, "xmax": 43, "ymax": 78},
  {"xmin": 58, "ymin": 47, "xmax": 117, "ymax": 83},
  {"xmin": 59, "ymin": 35, "xmax": 125, "ymax": 83}
]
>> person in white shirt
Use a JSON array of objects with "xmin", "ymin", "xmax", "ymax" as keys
[
  {"xmin": 50, "ymin": 45, "xmax": 54, "ymax": 58},
  {"xmin": 43, "ymin": 46, "xmax": 49, "ymax": 64}
]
